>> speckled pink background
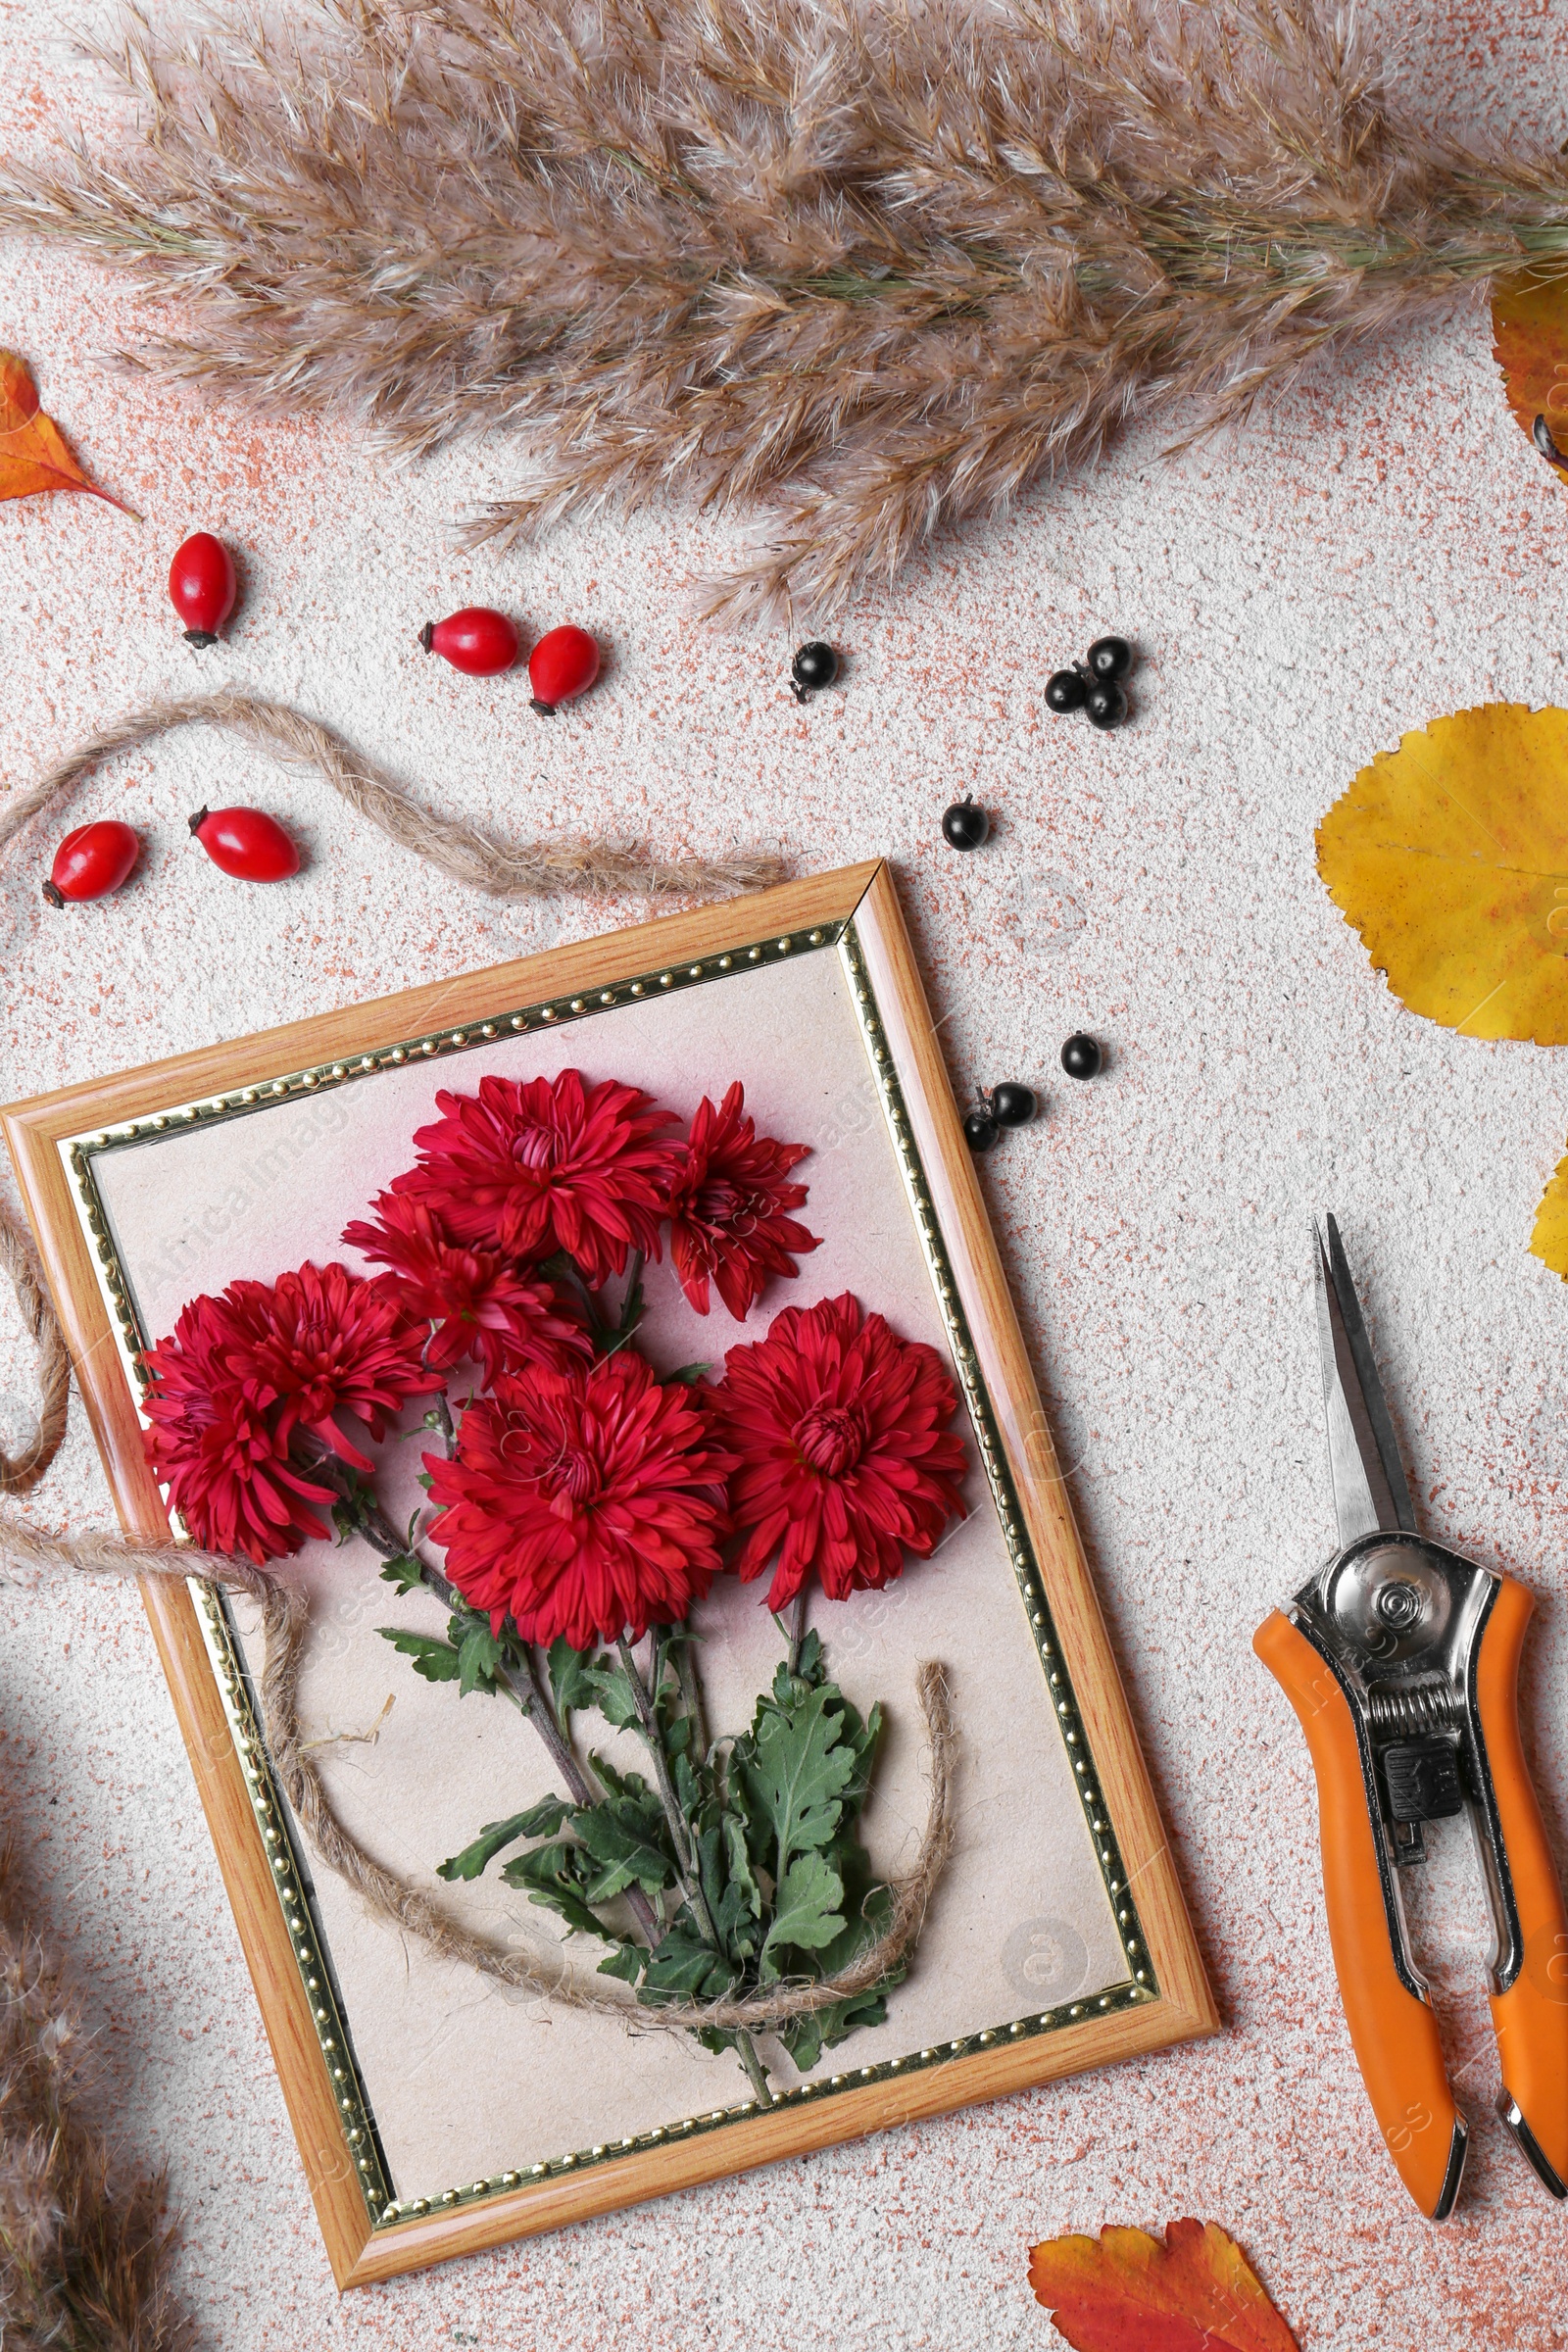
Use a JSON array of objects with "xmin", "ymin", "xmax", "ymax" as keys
[{"xmin": 6, "ymin": 2, "xmax": 1568, "ymax": 2344}]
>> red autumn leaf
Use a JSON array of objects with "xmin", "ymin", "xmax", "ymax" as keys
[
  {"xmin": 1027, "ymin": 2219, "xmax": 1300, "ymax": 2352},
  {"xmin": 1492, "ymin": 271, "xmax": 1568, "ymax": 481},
  {"xmin": 0, "ymin": 349, "xmax": 133, "ymax": 513}
]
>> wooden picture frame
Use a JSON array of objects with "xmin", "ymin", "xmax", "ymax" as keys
[{"xmin": 1, "ymin": 859, "xmax": 1215, "ymax": 2286}]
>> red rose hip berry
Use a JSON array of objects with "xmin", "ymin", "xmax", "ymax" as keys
[
  {"xmin": 43, "ymin": 820, "xmax": 140, "ymax": 907},
  {"xmin": 188, "ymin": 805, "xmax": 300, "ymax": 882},
  {"xmin": 419, "ymin": 608, "xmax": 519, "ymax": 676},
  {"xmin": 169, "ymin": 533, "xmax": 238, "ymax": 647},
  {"xmin": 528, "ymin": 624, "xmax": 600, "ymax": 714}
]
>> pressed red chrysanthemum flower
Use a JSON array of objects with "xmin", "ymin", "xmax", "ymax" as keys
[
  {"xmin": 393, "ymin": 1069, "xmax": 683, "ymax": 1286},
  {"xmin": 425, "ymin": 1349, "xmax": 735, "ymax": 1650},
  {"xmin": 219, "ymin": 1260, "xmax": 442, "ymax": 1473},
  {"xmin": 709, "ymin": 1291, "xmax": 967, "ymax": 1609},
  {"xmin": 666, "ymin": 1082, "xmax": 820, "ymax": 1321},
  {"xmin": 141, "ymin": 1263, "xmax": 440, "ymax": 1564},
  {"xmin": 341, "ymin": 1192, "xmax": 593, "ymax": 1387},
  {"xmin": 141, "ymin": 1292, "xmax": 339, "ymax": 1565}
]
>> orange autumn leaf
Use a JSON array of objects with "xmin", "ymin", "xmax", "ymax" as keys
[
  {"xmin": 1493, "ymin": 270, "xmax": 1568, "ymax": 478},
  {"xmin": 0, "ymin": 349, "xmax": 132, "ymax": 514},
  {"xmin": 1028, "ymin": 2219, "xmax": 1299, "ymax": 2352}
]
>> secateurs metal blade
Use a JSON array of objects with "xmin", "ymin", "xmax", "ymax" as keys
[{"xmin": 1254, "ymin": 1216, "xmax": 1568, "ymax": 2220}]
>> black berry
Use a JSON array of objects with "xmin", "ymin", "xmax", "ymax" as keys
[
  {"xmin": 990, "ymin": 1082, "xmax": 1038, "ymax": 1128},
  {"xmin": 791, "ymin": 641, "xmax": 839, "ymax": 697},
  {"xmin": 1086, "ymin": 635, "xmax": 1132, "ymax": 683},
  {"xmin": 1085, "ymin": 679, "xmax": 1128, "ymax": 730},
  {"xmin": 963, "ymin": 1105, "xmax": 1001, "ymax": 1152},
  {"xmin": 1060, "ymin": 1033, "xmax": 1102, "ymax": 1080},
  {"xmin": 1046, "ymin": 668, "xmax": 1086, "ymax": 714},
  {"xmin": 942, "ymin": 798, "xmax": 990, "ymax": 852}
]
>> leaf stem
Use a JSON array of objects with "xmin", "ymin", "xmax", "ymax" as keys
[
  {"xmin": 615, "ymin": 1633, "xmax": 772, "ymax": 2103},
  {"xmin": 786, "ymin": 1590, "xmax": 808, "ymax": 1678},
  {"xmin": 615, "ymin": 1635, "xmax": 714, "ymax": 1930},
  {"xmin": 359, "ymin": 1491, "xmax": 584, "ymax": 1784},
  {"xmin": 672, "ymin": 1623, "xmax": 709, "ymax": 1761},
  {"xmin": 377, "ymin": 1512, "xmax": 667, "ymax": 1945},
  {"xmin": 733, "ymin": 2034, "xmax": 772, "ymax": 2104}
]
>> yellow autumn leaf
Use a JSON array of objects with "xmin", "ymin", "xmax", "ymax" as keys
[
  {"xmin": 1317, "ymin": 704, "xmax": 1568, "ymax": 1045},
  {"xmin": 1530, "ymin": 1154, "xmax": 1568, "ymax": 1280}
]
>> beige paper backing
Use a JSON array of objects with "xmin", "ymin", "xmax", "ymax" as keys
[{"xmin": 88, "ymin": 949, "xmax": 1123, "ymax": 2202}]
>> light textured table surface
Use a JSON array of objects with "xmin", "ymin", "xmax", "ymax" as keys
[{"xmin": 5, "ymin": 5, "xmax": 1568, "ymax": 2345}]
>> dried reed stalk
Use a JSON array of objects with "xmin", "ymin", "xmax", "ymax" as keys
[
  {"xmin": 0, "ymin": 1843, "xmax": 192, "ymax": 2351},
  {"xmin": 3, "ymin": 0, "xmax": 1566, "ymax": 620}
]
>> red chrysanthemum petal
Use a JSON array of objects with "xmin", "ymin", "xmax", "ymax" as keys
[
  {"xmin": 140, "ymin": 1263, "xmax": 440, "ymax": 1563},
  {"xmin": 426, "ymin": 1349, "xmax": 735, "ymax": 1649},
  {"xmin": 392, "ymin": 1069, "xmax": 684, "ymax": 1286},
  {"xmin": 216, "ymin": 1260, "xmax": 442, "ymax": 1470},
  {"xmin": 708, "ymin": 1292, "xmax": 966, "ymax": 1609},
  {"xmin": 342, "ymin": 1191, "xmax": 593, "ymax": 1387},
  {"xmin": 141, "ymin": 1296, "xmax": 330, "ymax": 1563},
  {"xmin": 666, "ymin": 1081, "xmax": 820, "ymax": 1320}
]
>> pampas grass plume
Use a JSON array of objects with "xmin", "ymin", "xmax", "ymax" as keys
[
  {"xmin": 0, "ymin": 1844, "xmax": 191, "ymax": 2351},
  {"xmin": 2, "ymin": 0, "xmax": 1567, "ymax": 619}
]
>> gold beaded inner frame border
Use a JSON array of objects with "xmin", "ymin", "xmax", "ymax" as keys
[{"xmin": 55, "ymin": 916, "xmax": 1152, "ymax": 2231}]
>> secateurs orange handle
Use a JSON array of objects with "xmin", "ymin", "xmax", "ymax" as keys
[
  {"xmin": 1475, "ymin": 1579, "xmax": 1568, "ymax": 2191},
  {"xmin": 1255, "ymin": 1604, "xmax": 1464, "ymax": 2218},
  {"xmin": 1254, "ymin": 1217, "xmax": 1568, "ymax": 2219}
]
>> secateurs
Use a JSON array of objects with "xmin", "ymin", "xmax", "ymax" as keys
[{"xmin": 1254, "ymin": 1216, "xmax": 1568, "ymax": 2220}]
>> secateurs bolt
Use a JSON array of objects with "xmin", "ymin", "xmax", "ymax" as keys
[{"xmin": 1254, "ymin": 1215, "xmax": 1568, "ymax": 2220}]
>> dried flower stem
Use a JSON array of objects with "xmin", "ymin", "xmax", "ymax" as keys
[
  {"xmin": 315, "ymin": 1455, "xmax": 667, "ymax": 1943},
  {"xmin": 354, "ymin": 1492, "xmax": 592, "ymax": 1805},
  {"xmin": 672, "ymin": 1629, "xmax": 709, "ymax": 1760}
]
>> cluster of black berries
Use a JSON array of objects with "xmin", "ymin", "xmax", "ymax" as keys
[
  {"xmin": 963, "ymin": 1083, "xmax": 1037, "ymax": 1153},
  {"xmin": 1046, "ymin": 636, "xmax": 1134, "ymax": 730},
  {"xmin": 962, "ymin": 1038, "xmax": 1102, "ymax": 1151}
]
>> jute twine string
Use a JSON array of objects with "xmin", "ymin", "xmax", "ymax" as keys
[
  {"xmin": 0, "ymin": 1211, "xmax": 69, "ymax": 1497},
  {"xmin": 0, "ymin": 1193, "xmax": 956, "ymax": 2034},
  {"xmin": 0, "ymin": 689, "xmax": 786, "ymax": 902}
]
